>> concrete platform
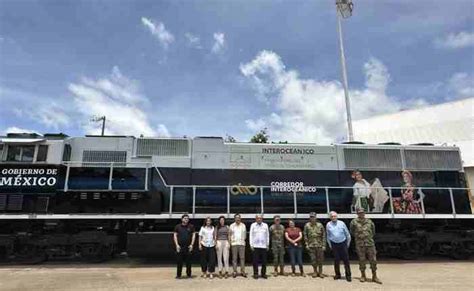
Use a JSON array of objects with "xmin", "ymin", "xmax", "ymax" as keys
[{"xmin": 0, "ymin": 261, "xmax": 473, "ymax": 291}]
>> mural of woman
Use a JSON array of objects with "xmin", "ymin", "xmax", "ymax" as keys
[
  {"xmin": 351, "ymin": 170, "xmax": 371, "ymax": 213},
  {"xmin": 393, "ymin": 170, "xmax": 422, "ymax": 214}
]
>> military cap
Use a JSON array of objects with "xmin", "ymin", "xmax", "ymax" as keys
[{"xmin": 309, "ymin": 212, "xmax": 317, "ymax": 217}]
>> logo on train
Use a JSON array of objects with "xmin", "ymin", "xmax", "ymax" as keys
[
  {"xmin": 270, "ymin": 181, "xmax": 317, "ymax": 192},
  {"xmin": 230, "ymin": 183, "xmax": 258, "ymax": 195},
  {"xmin": 0, "ymin": 167, "xmax": 59, "ymax": 187}
]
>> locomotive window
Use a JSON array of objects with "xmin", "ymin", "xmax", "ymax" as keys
[
  {"xmin": 68, "ymin": 167, "xmax": 110, "ymax": 190},
  {"xmin": 6, "ymin": 145, "xmax": 22, "ymax": 161},
  {"xmin": 21, "ymin": 146, "xmax": 35, "ymax": 162},
  {"xmin": 112, "ymin": 168, "xmax": 146, "ymax": 190},
  {"xmin": 62, "ymin": 144, "xmax": 72, "ymax": 161},
  {"xmin": 6, "ymin": 145, "xmax": 36, "ymax": 162},
  {"xmin": 263, "ymin": 188, "xmax": 294, "ymax": 214},
  {"xmin": 37, "ymin": 145, "xmax": 48, "ymax": 162},
  {"xmin": 296, "ymin": 188, "xmax": 327, "ymax": 214},
  {"xmin": 195, "ymin": 188, "xmax": 227, "ymax": 213}
]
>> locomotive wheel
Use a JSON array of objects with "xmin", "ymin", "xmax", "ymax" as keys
[
  {"xmin": 0, "ymin": 246, "xmax": 8, "ymax": 262},
  {"xmin": 451, "ymin": 242, "xmax": 469, "ymax": 260},
  {"xmin": 399, "ymin": 241, "xmax": 421, "ymax": 260},
  {"xmin": 81, "ymin": 244, "xmax": 112, "ymax": 263},
  {"xmin": 14, "ymin": 245, "xmax": 47, "ymax": 264}
]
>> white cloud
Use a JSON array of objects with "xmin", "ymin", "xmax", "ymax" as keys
[
  {"xmin": 435, "ymin": 31, "xmax": 474, "ymax": 49},
  {"xmin": 447, "ymin": 73, "xmax": 474, "ymax": 99},
  {"xmin": 211, "ymin": 32, "xmax": 225, "ymax": 54},
  {"xmin": 240, "ymin": 50, "xmax": 419, "ymax": 143},
  {"xmin": 0, "ymin": 86, "xmax": 71, "ymax": 130},
  {"xmin": 68, "ymin": 66, "xmax": 169, "ymax": 137},
  {"xmin": 184, "ymin": 32, "xmax": 202, "ymax": 49},
  {"xmin": 141, "ymin": 17, "xmax": 174, "ymax": 49},
  {"xmin": 14, "ymin": 103, "xmax": 70, "ymax": 130},
  {"xmin": 2, "ymin": 127, "xmax": 39, "ymax": 135}
]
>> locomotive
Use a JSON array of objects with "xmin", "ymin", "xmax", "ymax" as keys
[{"xmin": 0, "ymin": 132, "xmax": 473, "ymax": 263}]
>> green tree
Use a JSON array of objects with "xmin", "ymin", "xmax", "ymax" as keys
[{"xmin": 250, "ymin": 128, "xmax": 269, "ymax": 143}]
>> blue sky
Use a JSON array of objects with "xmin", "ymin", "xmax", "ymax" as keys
[{"xmin": 0, "ymin": 0, "xmax": 473, "ymax": 143}]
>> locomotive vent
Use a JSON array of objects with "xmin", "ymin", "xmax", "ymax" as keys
[
  {"xmin": 82, "ymin": 150, "xmax": 127, "ymax": 165},
  {"xmin": 404, "ymin": 149, "xmax": 462, "ymax": 170},
  {"xmin": 136, "ymin": 138, "xmax": 189, "ymax": 157},
  {"xmin": 343, "ymin": 148, "xmax": 402, "ymax": 169}
]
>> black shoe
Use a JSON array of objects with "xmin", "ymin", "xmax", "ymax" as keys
[
  {"xmin": 261, "ymin": 275, "xmax": 268, "ymax": 279},
  {"xmin": 241, "ymin": 273, "xmax": 248, "ymax": 278},
  {"xmin": 176, "ymin": 276, "xmax": 182, "ymax": 279},
  {"xmin": 334, "ymin": 275, "xmax": 341, "ymax": 280},
  {"xmin": 232, "ymin": 272, "xmax": 237, "ymax": 278},
  {"xmin": 186, "ymin": 274, "xmax": 192, "ymax": 279},
  {"xmin": 346, "ymin": 276, "xmax": 352, "ymax": 282},
  {"xmin": 253, "ymin": 274, "xmax": 258, "ymax": 279}
]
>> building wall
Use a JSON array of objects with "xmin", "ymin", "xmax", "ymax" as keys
[
  {"xmin": 353, "ymin": 98, "xmax": 474, "ymax": 168},
  {"xmin": 464, "ymin": 167, "xmax": 474, "ymax": 211}
]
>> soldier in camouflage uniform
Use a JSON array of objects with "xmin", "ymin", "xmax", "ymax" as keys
[
  {"xmin": 303, "ymin": 212, "xmax": 326, "ymax": 278},
  {"xmin": 350, "ymin": 208, "xmax": 382, "ymax": 284},
  {"xmin": 269, "ymin": 215, "xmax": 285, "ymax": 276}
]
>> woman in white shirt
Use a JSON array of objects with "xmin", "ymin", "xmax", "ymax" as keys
[
  {"xmin": 199, "ymin": 217, "xmax": 216, "ymax": 279},
  {"xmin": 352, "ymin": 170, "xmax": 372, "ymax": 213}
]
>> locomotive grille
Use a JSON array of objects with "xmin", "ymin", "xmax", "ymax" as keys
[
  {"xmin": 404, "ymin": 150, "xmax": 462, "ymax": 170},
  {"xmin": 82, "ymin": 150, "xmax": 127, "ymax": 165},
  {"xmin": 343, "ymin": 148, "xmax": 402, "ymax": 169},
  {"xmin": 136, "ymin": 139, "xmax": 189, "ymax": 156},
  {"xmin": 7, "ymin": 194, "xmax": 23, "ymax": 211}
]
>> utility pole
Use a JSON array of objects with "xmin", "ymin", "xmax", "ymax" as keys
[
  {"xmin": 91, "ymin": 116, "xmax": 106, "ymax": 136},
  {"xmin": 335, "ymin": 0, "xmax": 354, "ymax": 142}
]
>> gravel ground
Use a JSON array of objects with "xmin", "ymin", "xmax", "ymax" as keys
[{"xmin": 0, "ymin": 261, "xmax": 473, "ymax": 291}]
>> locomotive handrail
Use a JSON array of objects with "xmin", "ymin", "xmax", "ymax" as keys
[
  {"xmin": 3, "ymin": 162, "xmax": 471, "ymax": 219},
  {"xmin": 62, "ymin": 161, "xmax": 152, "ymax": 167}
]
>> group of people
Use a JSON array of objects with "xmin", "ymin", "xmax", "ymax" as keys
[{"xmin": 173, "ymin": 209, "xmax": 382, "ymax": 284}]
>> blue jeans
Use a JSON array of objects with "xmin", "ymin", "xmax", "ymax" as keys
[{"xmin": 288, "ymin": 245, "xmax": 303, "ymax": 272}]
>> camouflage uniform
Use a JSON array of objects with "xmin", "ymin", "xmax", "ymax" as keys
[
  {"xmin": 269, "ymin": 224, "xmax": 285, "ymax": 273},
  {"xmin": 303, "ymin": 221, "xmax": 326, "ymax": 277},
  {"xmin": 350, "ymin": 218, "xmax": 377, "ymax": 273}
]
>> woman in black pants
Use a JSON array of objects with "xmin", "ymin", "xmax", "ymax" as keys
[{"xmin": 199, "ymin": 217, "xmax": 217, "ymax": 279}]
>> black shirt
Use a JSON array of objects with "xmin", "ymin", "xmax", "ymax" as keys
[{"xmin": 174, "ymin": 223, "xmax": 195, "ymax": 247}]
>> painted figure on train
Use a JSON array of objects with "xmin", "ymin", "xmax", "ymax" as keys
[
  {"xmin": 351, "ymin": 170, "xmax": 389, "ymax": 213},
  {"xmin": 393, "ymin": 170, "xmax": 423, "ymax": 214}
]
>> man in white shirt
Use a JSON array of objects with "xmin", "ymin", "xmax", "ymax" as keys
[
  {"xmin": 229, "ymin": 213, "xmax": 247, "ymax": 278},
  {"xmin": 250, "ymin": 214, "xmax": 270, "ymax": 279}
]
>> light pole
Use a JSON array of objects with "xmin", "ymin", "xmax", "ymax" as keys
[
  {"xmin": 91, "ymin": 116, "xmax": 106, "ymax": 136},
  {"xmin": 336, "ymin": 0, "xmax": 354, "ymax": 142}
]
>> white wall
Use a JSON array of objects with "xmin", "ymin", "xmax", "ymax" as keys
[{"xmin": 353, "ymin": 98, "xmax": 474, "ymax": 167}]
